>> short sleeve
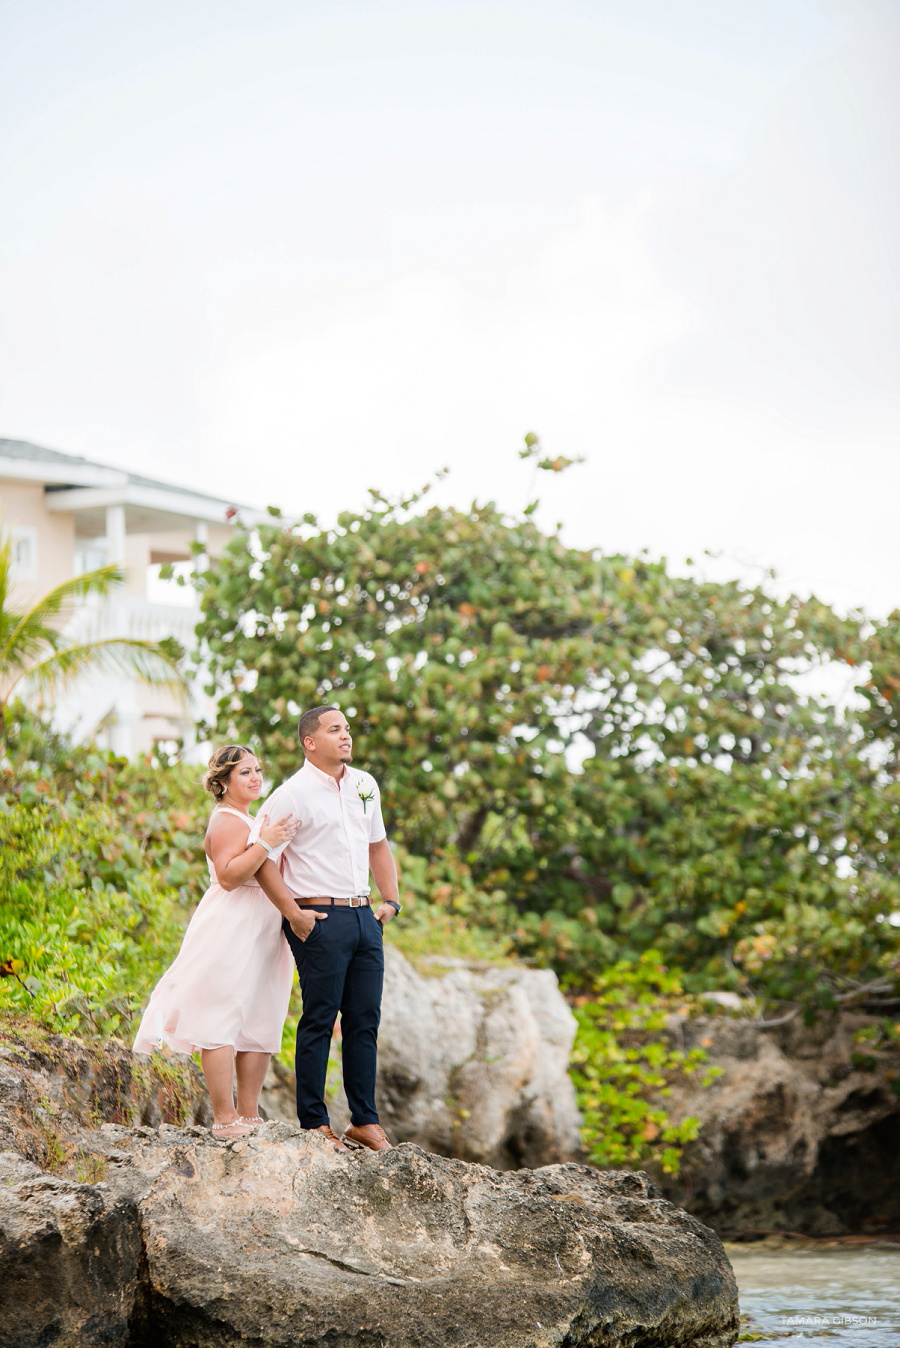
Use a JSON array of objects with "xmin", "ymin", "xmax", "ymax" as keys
[
  {"xmin": 366, "ymin": 780, "xmax": 387, "ymax": 845},
  {"xmin": 248, "ymin": 785, "xmax": 292, "ymax": 863}
]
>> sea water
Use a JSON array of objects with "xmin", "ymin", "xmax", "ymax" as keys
[{"xmin": 728, "ymin": 1244, "xmax": 900, "ymax": 1346}]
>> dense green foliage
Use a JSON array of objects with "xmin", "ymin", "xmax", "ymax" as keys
[
  {"xmin": 0, "ymin": 713, "xmax": 204, "ymax": 1036},
  {"xmin": 4, "ymin": 450, "xmax": 898, "ymax": 1175},
  {"xmin": 195, "ymin": 457, "xmax": 900, "ymax": 1015},
  {"xmin": 0, "ymin": 708, "xmax": 707, "ymax": 1172},
  {"xmin": 570, "ymin": 953, "xmax": 719, "ymax": 1174}
]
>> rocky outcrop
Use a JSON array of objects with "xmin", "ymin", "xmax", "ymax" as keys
[
  {"xmin": 655, "ymin": 1012, "xmax": 900, "ymax": 1237},
  {"xmin": 0, "ymin": 1150, "xmax": 144, "ymax": 1346},
  {"xmin": 1, "ymin": 947, "xmax": 580, "ymax": 1177},
  {"xmin": 0, "ymin": 1018, "xmax": 210, "ymax": 1171},
  {"xmin": 263, "ymin": 947, "xmax": 583, "ymax": 1169},
  {"xmin": 0, "ymin": 1019, "xmax": 738, "ymax": 1347},
  {"xmin": 0, "ymin": 1121, "xmax": 740, "ymax": 1348}
]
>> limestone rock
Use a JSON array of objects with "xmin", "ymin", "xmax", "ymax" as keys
[
  {"xmin": 1, "ymin": 1122, "xmax": 740, "ymax": 1347},
  {"xmin": 656, "ymin": 1013, "xmax": 900, "ymax": 1236},
  {"xmin": 0, "ymin": 1150, "xmax": 144, "ymax": 1347},
  {"xmin": 263, "ymin": 947, "xmax": 583, "ymax": 1168},
  {"xmin": 0, "ymin": 1023, "xmax": 210, "ymax": 1172}
]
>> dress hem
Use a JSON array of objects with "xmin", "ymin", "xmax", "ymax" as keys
[{"xmin": 133, "ymin": 1037, "xmax": 279, "ymax": 1057}]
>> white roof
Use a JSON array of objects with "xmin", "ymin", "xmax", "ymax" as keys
[{"xmin": 0, "ymin": 437, "xmax": 271, "ymax": 532}]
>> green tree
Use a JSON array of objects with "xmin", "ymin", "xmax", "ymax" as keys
[
  {"xmin": 855, "ymin": 611, "xmax": 900, "ymax": 778},
  {"xmin": 193, "ymin": 454, "xmax": 899, "ymax": 1011},
  {"xmin": 0, "ymin": 529, "xmax": 185, "ymax": 741}
]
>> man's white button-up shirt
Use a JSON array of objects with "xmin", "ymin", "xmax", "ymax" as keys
[{"xmin": 248, "ymin": 760, "xmax": 387, "ymax": 898}]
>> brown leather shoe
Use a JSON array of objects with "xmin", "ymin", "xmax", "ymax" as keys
[
  {"xmin": 340, "ymin": 1123, "xmax": 392, "ymax": 1152},
  {"xmin": 311, "ymin": 1124, "xmax": 351, "ymax": 1153}
]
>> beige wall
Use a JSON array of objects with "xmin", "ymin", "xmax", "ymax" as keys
[
  {"xmin": 132, "ymin": 527, "xmax": 195, "ymax": 568},
  {"xmin": 127, "ymin": 523, "xmax": 236, "ymax": 596},
  {"xmin": 140, "ymin": 522, "xmax": 234, "ymax": 564},
  {"xmin": 0, "ymin": 478, "xmax": 76, "ymax": 605},
  {"xmin": 134, "ymin": 682, "xmax": 192, "ymax": 752},
  {"xmin": 206, "ymin": 522, "xmax": 233, "ymax": 557}
]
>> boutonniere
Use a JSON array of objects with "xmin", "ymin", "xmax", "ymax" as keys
[{"xmin": 357, "ymin": 779, "xmax": 375, "ymax": 814}]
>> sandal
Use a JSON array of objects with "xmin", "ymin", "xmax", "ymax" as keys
[{"xmin": 210, "ymin": 1120, "xmax": 255, "ymax": 1140}]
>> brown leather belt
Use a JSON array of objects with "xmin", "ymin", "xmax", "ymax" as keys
[{"xmin": 295, "ymin": 896, "xmax": 371, "ymax": 907}]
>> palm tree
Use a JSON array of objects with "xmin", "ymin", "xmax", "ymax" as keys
[{"xmin": 0, "ymin": 529, "xmax": 188, "ymax": 744}]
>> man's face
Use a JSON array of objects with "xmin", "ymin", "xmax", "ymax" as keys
[{"xmin": 305, "ymin": 711, "xmax": 352, "ymax": 768}]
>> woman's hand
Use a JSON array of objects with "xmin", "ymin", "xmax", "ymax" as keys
[{"xmin": 260, "ymin": 813, "xmax": 298, "ymax": 849}]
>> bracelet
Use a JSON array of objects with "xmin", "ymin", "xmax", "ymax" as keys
[{"xmin": 256, "ymin": 837, "xmax": 273, "ymax": 854}]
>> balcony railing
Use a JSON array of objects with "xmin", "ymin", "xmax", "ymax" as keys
[{"xmin": 63, "ymin": 597, "xmax": 201, "ymax": 649}]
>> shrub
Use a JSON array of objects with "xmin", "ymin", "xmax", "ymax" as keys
[
  {"xmin": 0, "ymin": 800, "xmax": 187, "ymax": 1038},
  {"xmin": 570, "ymin": 952, "xmax": 720, "ymax": 1175}
]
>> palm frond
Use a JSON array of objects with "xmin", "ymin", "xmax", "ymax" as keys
[
  {"xmin": 0, "ymin": 621, "xmax": 65, "ymax": 675},
  {"xmin": 11, "ymin": 638, "xmax": 188, "ymax": 706},
  {"xmin": 0, "ymin": 532, "xmax": 13, "ymax": 615},
  {"xmin": 0, "ymin": 559, "xmax": 126, "ymax": 668}
]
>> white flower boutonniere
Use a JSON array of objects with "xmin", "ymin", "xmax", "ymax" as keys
[{"xmin": 357, "ymin": 778, "xmax": 376, "ymax": 814}]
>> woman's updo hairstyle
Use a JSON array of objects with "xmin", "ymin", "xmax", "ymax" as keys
[{"xmin": 203, "ymin": 745, "xmax": 256, "ymax": 800}]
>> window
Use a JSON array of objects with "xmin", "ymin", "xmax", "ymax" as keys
[{"xmin": 10, "ymin": 527, "xmax": 37, "ymax": 582}]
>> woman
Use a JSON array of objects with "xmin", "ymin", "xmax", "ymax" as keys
[{"xmin": 134, "ymin": 745, "xmax": 298, "ymax": 1139}]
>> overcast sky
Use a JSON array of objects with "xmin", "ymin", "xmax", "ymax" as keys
[{"xmin": 1, "ymin": 0, "xmax": 897, "ymax": 617}]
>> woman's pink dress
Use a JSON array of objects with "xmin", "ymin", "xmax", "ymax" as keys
[{"xmin": 133, "ymin": 806, "xmax": 294, "ymax": 1055}]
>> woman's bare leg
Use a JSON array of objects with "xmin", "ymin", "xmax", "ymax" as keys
[
  {"xmin": 201, "ymin": 1046, "xmax": 250, "ymax": 1135},
  {"xmin": 235, "ymin": 1050, "xmax": 271, "ymax": 1121}
]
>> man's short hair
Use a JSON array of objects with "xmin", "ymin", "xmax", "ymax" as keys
[{"xmin": 297, "ymin": 705, "xmax": 338, "ymax": 753}]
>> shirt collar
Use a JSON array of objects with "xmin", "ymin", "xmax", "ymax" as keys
[{"xmin": 301, "ymin": 758, "xmax": 348, "ymax": 792}]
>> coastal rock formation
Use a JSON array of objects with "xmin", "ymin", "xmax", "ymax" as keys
[
  {"xmin": 0, "ymin": 1121, "xmax": 740, "ymax": 1348},
  {"xmin": 0, "ymin": 1020, "xmax": 209, "ymax": 1171},
  {"xmin": 0, "ymin": 1149, "xmax": 143, "ymax": 1345},
  {"xmin": 1, "ymin": 946, "xmax": 580, "ymax": 1177},
  {"xmin": 656, "ymin": 1012, "xmax": 900, "ymax": 1236},
  {"xmin": 263, "ymin": 947, "xmax": 584, "ymax": 1168}
]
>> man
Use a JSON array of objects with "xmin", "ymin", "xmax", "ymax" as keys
[{"xmin": 249, "ymin": 706, "xmax": 400, "ymax": 1153}]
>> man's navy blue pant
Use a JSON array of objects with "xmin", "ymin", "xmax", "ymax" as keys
[{"xmin": 282, "ymin": 904, "xmax": 384, "ymax": 1129}]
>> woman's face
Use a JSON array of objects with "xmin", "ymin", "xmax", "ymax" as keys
[{"xmin": 223, "ymin": 753, "xmax": 263, "ymax": 805}]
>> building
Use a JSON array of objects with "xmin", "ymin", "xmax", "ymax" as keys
[{"xmin": 0, "ymin": 437, "xmax": 265, "ymax": 759}]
